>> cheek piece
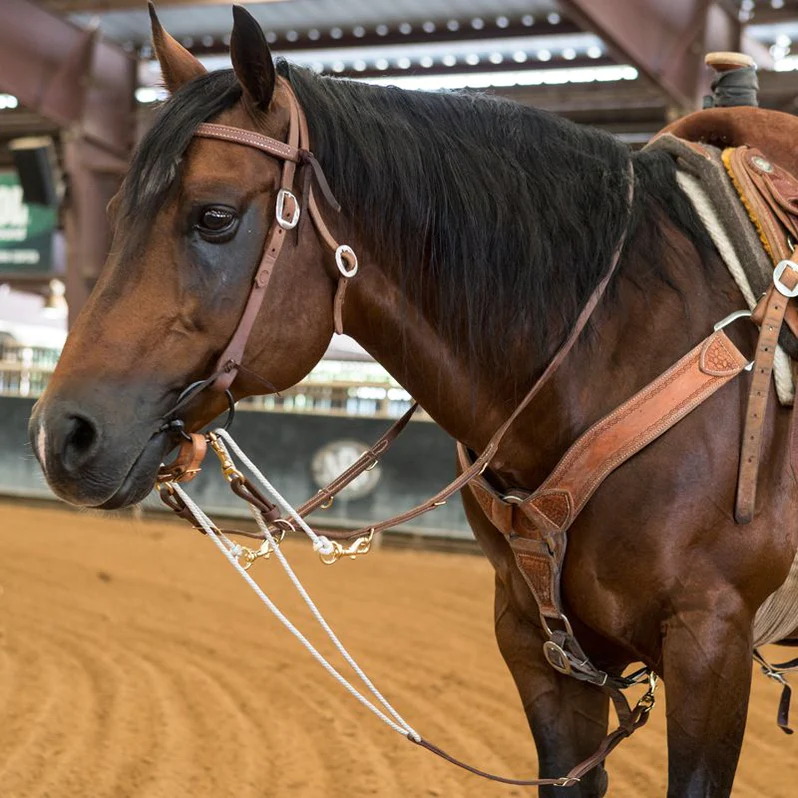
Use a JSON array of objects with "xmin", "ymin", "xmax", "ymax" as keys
[{"xmin": 158, "ymin": 77, "xmax": 358, "ymax": 437}]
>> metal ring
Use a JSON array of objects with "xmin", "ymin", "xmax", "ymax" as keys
[
  {"xmin": 335, "ymin": 245, "xmax": 358, "ymax": 278},
  {"xmin": 276, "ymin": 188, "xmax": 300, "ymax": 230}
]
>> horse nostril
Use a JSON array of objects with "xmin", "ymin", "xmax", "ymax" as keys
[{"xmin": 61, "ymin": 414, "xmax": 100, "ymax": 472}]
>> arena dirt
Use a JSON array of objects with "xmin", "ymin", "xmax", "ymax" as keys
[{"xmin": 0, "ymin": 503, "xmax": 795, "ymax": 797}]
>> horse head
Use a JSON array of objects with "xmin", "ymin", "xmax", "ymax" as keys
[{"xmin": 30, "ymin": 6, "xmax": 339, "ymax": 508}]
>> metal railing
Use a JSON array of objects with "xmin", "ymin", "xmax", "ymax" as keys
[{"xmin": 0, "ymin": 341, "xmax": 423, "ymax": 420}]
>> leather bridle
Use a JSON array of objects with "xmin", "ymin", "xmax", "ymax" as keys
[{"xmin": 170, "ymin": 77, "xmax": 358, "ymax": 410}]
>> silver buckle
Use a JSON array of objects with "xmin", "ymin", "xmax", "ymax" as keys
[
  {"xmin": 276, "ymin": 188, "xmax": 300, "ymax": 230},
  {"xmin": 773, "ymin": 260, "xmax": 798, "ymax": 297},
  {"xmin": 335, "ymin": 245, "xmax": 358, "ymax": 278}
]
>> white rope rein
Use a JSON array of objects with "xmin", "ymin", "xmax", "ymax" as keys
[
  {"xmin": 168, "ymin": 439, "xmax": 420, "ymax": 743},
  {"xmin": 215, "ymin": 428, "xmax": 336, "ymax": 556}
]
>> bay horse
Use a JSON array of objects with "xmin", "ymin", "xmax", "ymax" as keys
[{"xmin": 28, "ymin": 6, "xmax": 798, "ymax": 796}]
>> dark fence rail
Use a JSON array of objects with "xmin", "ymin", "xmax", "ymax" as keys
[{"xmin": 0, "ymin": 396, "xmax": 471, "ymax": 538}]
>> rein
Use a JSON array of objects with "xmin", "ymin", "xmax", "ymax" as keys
[
  {"xmin": 152, "ymin": 79, "xmax": 652, "ymax": 788},
  {"xmin": 151, "ymin": 81, "xmax": 798, "ymax": 783}
]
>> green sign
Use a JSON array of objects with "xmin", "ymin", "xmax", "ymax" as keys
[{"xmin": 0, "ymin": 172, "xmax": 55, "ymax": 273}]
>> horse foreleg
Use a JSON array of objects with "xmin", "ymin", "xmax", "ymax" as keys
[
  {"xmin": 661, "ymin": 593, "xmax": 753, "ymax": 798},
  {"xmin": 494, "ymin": 576, "xmax": 611, "ymax": 797}
]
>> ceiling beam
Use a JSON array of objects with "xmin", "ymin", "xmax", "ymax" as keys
[
  {"xmin": 44, "ymin": 0, "xmax": 289, "ymax": 11},
  {"xmin": 558, "ymin": 0, "xmax": 741, "ymax": 114},
  {"xmin": 0, "ymin": 0, "xmax": 136, "ymax": 157}
]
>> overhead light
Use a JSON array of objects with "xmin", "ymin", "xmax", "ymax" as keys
[
  {"xmin": 0, "ymin": 94, "xmax": 18, "ymax": 110},
  {"xmin": 362, "ymin": 65, "xmax": 639, "ymax": 91}
]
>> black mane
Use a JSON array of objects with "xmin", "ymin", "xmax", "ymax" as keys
[{"xmin": 120, "ymin": 64, "xmax": 711, "ymax": 374}]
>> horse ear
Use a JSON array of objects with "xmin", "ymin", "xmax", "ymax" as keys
[
  {"xmin": 148, "ymin": 2, "xmax": 206, "ymax": 93},
  {"xmin": 230, "ymin": 5, "xmax": 276, "ymax": 111}
]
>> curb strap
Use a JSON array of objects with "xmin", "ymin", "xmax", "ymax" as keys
[
  {"xmin": 736, "ymin": 253, "xmax": 798, "ymax": 523},
  {"xmin": 754, "ymin": 648, "xmax": 798, "ymax": 734}
]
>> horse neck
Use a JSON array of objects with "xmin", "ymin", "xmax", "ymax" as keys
[{"xmin": 340, "ymin": 174, "xmax": 735, "ymax": 489}]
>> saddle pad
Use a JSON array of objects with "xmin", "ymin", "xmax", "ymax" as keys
[{"xmin": 646, "ymin": 135, "xmax": 795, "ymax": 405}]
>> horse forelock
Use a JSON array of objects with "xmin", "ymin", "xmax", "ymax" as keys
[{"xmin": 116, "ymin": 69, "xmax": 243, "ymax": 258}]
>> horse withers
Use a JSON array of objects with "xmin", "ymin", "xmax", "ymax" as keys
[{"xmin": 29, "ymin": 6, "xmax": 798, "ymax": 796}]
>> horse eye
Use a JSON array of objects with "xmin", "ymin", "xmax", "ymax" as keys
[{"xmin": 196, "ymin": 206, "xmax": 238, "ymax": 239}]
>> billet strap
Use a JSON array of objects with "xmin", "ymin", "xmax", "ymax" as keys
[{"xmin": 736, "ymin": 257, "xmax": 798, "ymax": 523}]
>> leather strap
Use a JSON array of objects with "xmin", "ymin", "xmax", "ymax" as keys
[
  {"xmin": 194, "ymin": 78, "xmax": 354, "ymax": 392},
  {"xmin": 751, "ymin": 283, "xmax": 798, "ymax": 339},
  {"xmin": 157, "ymin": 433, "xmax": 207, "ymax": 483},
  {"xmin": 754, "ymin": 648, "xmax": 797, "ymax": 734},
  {"xmin": 519, "ymin": 330, "xmax": 749, "ymax": 535},
  {"xmin": 736, "ymin": 257, "xmax": 798, "ymax": 523},
  {"xmin": 320, "ymin": 164, "xmax": 635, "ymax": 541},
  {"xmin": 293, "ymin": 403, "xmax": 418, "ymax": 518},
  {"xmin": 463, "ymin": 330, "xmax": 748, "ymax": 544},
  {"xmin": 462, "ymin": 330, "xmax": 749, "ymax": 685},
  {"xmin": 410, "ymin": 679, "xmax": 653, "ymax": 787}
]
